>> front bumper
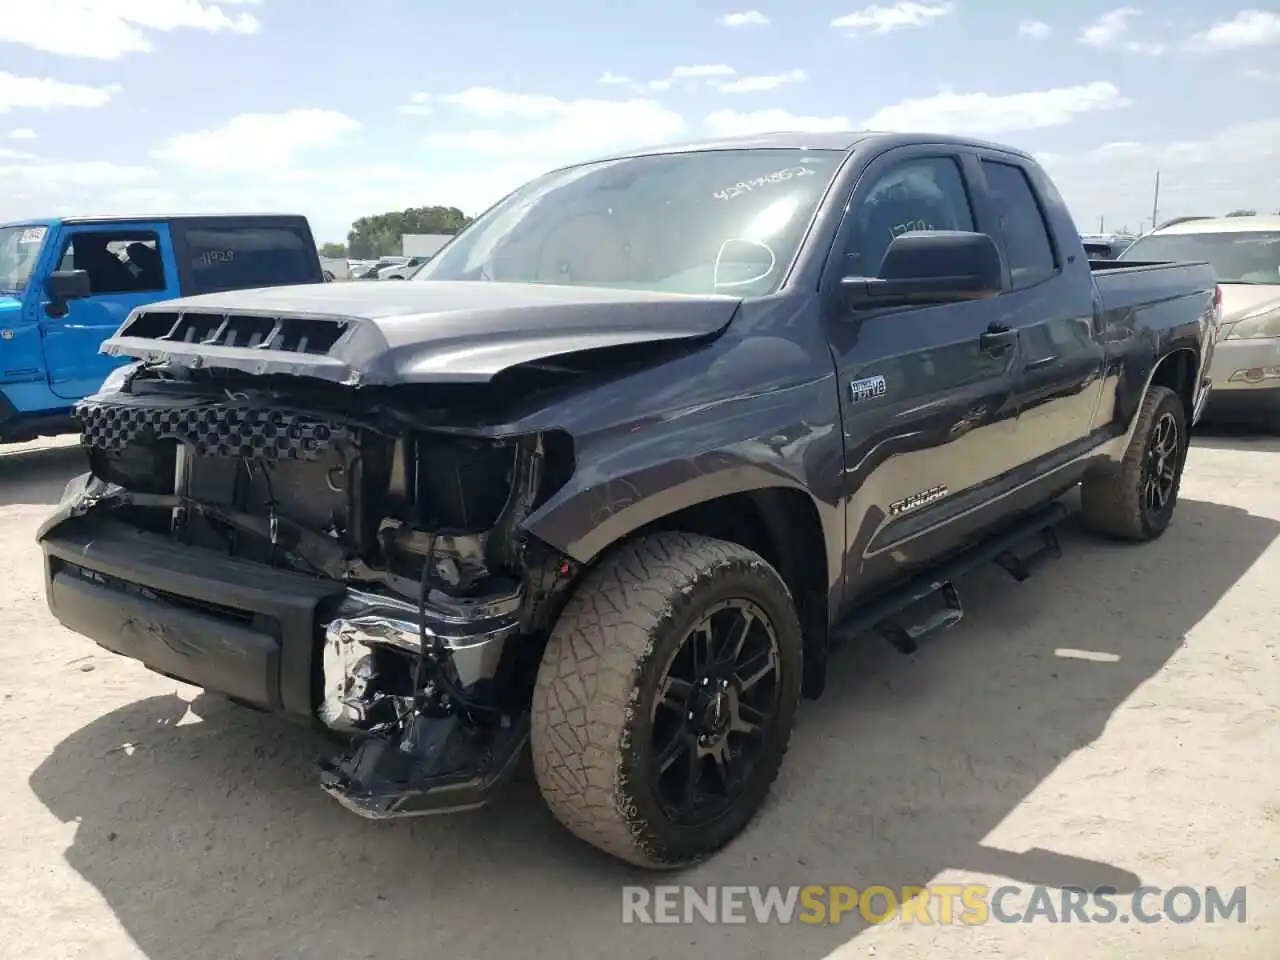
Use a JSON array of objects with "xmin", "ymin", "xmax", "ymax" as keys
[
  {"xmin": 39, "ymin": 484, "xmax": 532, "ymax": 818},
  {"xmin": 1201, "ymin": 338, "xmax": 1280, "ymax": 425},
  {"xmin": 42, "ymin": 513, "xmax": 343, "ymax": 715}
]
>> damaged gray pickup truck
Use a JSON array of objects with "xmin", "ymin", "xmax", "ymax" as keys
[{"xmin": 39, "ymin": 132, "xmax": 1218, "ymax": 868}]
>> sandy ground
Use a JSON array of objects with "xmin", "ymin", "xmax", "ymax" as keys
[{"xmin": 0, "ymin": 431, "xmax": 1276, "ymax": 960}]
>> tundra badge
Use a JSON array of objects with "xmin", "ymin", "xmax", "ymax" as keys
[
  {"xmin": 849, "ymin": 375, "xmax": 887, "ymax": 403},
  {"xmin": 888, "ymin": 484, "xmax": 948, "ymax": 517}
]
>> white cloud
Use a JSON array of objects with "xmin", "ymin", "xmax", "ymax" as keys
[
  {"xmin": 831, "ymin": 2, "xmax": 954, "ymax": 36},
  {"xmin": 0, "ymin": 152, "xmax": 155, "ymax": 193},
  {"xmin": 1077, "ymin": 8, "xmax": 1165, "ymax": 53},
  {"xmin": 423, "ymin": 87, "xmax": 686, "ymax": 158},
  {"xmin": 0, "ymin": 72, "xmax": 116, "ymax": 113},
  {"xmin": 863, "ymin": 81, "xmax": 1131, "ymax": 134},
  {"xmin": 719, "ymin": 10, "xmax": 770, "ymax": 27},
  {"xmin": 1186, "ymin": 10, "xmax": 1280, "ymax": 51},
  {"xmin": 711, "ymin": 69, "xmax": 806, "ymax": 93},
  {"xmin": 705, "ymin": 108, "xmax": 852, "ymax": 137},
  {"xmin": 152, "ymin": 109, "xmax": 360, "ymax": 173},
  {"xmin": 601, "ymin": 64, "xmax": 739, "ymax": 94},
  {"xmin": 1079, "ymin": 8, "xmax": 1139, "ymax": 47},
  {"xmin": 1243, "ymin": 67, "xmax": 1280, "ymax": 82},
  {"xmin": 398, "ymin": 92, "xmax": 432, "ymax": 116},
  {"xmin": 1019, "ymin": 19, "xmax": 1052, "ymax": 40},
  {"xmin": 8, "ymin": 127, "xmax": 37, "ymax": 139},
  {"xmin": 1037, "ymin": 119, "xmax": 1280, "ymax": 231},
  {"xmin": 0, "ymin": 0, "xmax": 261, "ymax": 59}
]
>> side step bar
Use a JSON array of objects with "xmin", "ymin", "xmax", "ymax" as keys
[{"xmin": 834, "ymin": 501, "xmax": 1068, "ymax": 654}]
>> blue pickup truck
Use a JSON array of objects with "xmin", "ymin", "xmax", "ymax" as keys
[{"xmin": 0, "ymin": 213, "xmax": 324, "ymax": 443}]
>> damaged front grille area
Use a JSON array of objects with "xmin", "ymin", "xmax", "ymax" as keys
[
  {"xmin": 54, "ymin": 379, "xmax": 581, "ymax": 821},
  {"xmin": 116, "ymin": 310, "xmax": 348, "ymax": 356},
  {"xmin": 76, "ymin": 397, "xmax": 354, "ymax": 461}
]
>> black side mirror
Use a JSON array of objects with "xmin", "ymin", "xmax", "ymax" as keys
[
  {"xmin": 44, "ymin": 269, "xmax": 92, "ymax": 318},
  {"xmin": 841, "ymin": 230, "xmax": 1006, "ymax": 310}
]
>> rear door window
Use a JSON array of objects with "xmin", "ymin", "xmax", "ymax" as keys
[
  {"xmin": 180, "ymin": 224, "xmax": 319, "ymax": 294},
  {"xmin": 980, "ymin": 160, "xmax": 1058, "ymax": 289}
]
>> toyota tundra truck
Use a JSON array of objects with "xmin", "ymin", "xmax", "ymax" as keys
[{"xmin": 38, "ymin": 132, "xmax": 1218, "ymax": 869}]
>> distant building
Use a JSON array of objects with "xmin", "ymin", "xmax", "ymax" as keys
[{"xmin": 401, "ymin": 233, "xmax": 455, "ymax": 258}]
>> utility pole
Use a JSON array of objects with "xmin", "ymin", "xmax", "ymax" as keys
[
  {"xmin": 1151, "ymin": 170, "xmax": 1161, "ymax": 230},
  {"xmin": 1099, "ymin": 215, "xmax": 1105, "ymax": 232}
]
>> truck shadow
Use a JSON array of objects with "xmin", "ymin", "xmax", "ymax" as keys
[
  {"xmin": 27, "ymin": 495, "xmax": 1278, "ymax": 960},
  {"xmin": 0, "ymin": 441, "xmax": 86, "ymax": 507}
]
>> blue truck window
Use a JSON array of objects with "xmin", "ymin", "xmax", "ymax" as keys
[
  {"xmin": 980, "ymin": 160, "xmax": 1057, "ymax": 289},
  {"xmin": 184, "ymin": 225, "xmax": 316, "ymax": 294},
  {"xmin": 57, "ymin": 230, "xmax": 166, "ymax": 294}
]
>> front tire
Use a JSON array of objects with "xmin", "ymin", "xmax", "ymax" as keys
[
  {"xmin": 1081, "ymin": 384, "xmax": 1188, "ymax": 540},
  {"xmin": 531, "ymin": 532, "xmax": 802, "ymax": 868}
]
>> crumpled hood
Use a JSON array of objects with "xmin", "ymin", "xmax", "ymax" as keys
[{"xmin": 99, "ymin": 280, "xmax": 743, "ymax": 386}]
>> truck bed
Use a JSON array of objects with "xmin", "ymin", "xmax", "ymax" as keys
[{"xmin": 1090, "ymin": 257, "xmax": 1217, "ymax": 317}]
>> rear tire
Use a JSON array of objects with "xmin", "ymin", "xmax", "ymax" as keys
[
  {"xmin": 530, "ymin": 532, "xmax": 802, "ymax": 868},
  {"xmin": 1081, "ymin": 385, "xmax": 1187, "ymax": 541}
]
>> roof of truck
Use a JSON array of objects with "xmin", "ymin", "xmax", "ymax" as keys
[
  {"xmin": 581, "ymin": 130, "xmax": 1038, "ymax": 165},
  {"xmin": 2, "ymin": 213, "xmax": 307, "ymax": 229},
  {"xmin": 1153, "ymin": 215, "xmax": 1280, "ymax": 235}
]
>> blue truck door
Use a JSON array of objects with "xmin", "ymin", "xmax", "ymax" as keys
[{"xmin": 39, "ymin": 221, "xmax": 177, "ymax": 401}]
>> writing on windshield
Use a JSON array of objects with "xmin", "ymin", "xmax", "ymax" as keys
[
  {"xmin": 414, "ymin": 149, "xmax": 843, "ymax": 296},
  {"xmin": 0, "ymin": 225, "xmax": 48, "ymax": 293},
  {"xmin": 1123, "ymin": 231, "xmax": 1280, "ymax": 285}
]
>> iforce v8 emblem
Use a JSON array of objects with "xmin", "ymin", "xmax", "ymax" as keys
[{"xmin": 849, "ymin": 375, "xmax": 887, "ymax": 403}]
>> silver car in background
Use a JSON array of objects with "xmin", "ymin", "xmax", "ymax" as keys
[{"xmin": 1120, "ymin": 216, "xmax": 1280, "ymax": 430}]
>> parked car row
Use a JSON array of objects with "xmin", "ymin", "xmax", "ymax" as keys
[{"xmin": 342, "ymin": 256, "xmax": 431, "ymax": 280}]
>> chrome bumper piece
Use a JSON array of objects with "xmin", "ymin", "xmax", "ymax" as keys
[{"xmin": 318, "ymin": 585, "xmax": 521, "ymax": 732}]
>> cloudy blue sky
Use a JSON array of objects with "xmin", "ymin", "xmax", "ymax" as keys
[{"xmin": 2, "ymin": 1, "xmax": 1278, "ymax": 244}]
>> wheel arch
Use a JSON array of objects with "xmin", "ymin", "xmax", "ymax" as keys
[{"xmin": 526, "ymin": 478, "xmax": 836, "ymax": 700}]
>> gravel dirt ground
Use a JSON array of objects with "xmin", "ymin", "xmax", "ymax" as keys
[{"xmin": 0, "ymin": 431, "xmax": 1276, "ymax": 960}]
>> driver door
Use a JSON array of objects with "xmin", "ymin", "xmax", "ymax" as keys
[
  {"xmin": 39, "ymin": 222, "xmax": 178, "ymax": 400},
  {"xmin": 822, "ymin": 147, "xmax": 1026, "ymax": 603}
]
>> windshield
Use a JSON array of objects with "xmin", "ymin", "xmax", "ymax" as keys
[
  {"xmin": 414, "ymin": 148, "xmax": 844, "ymax": 296},
  {"xmin": 0, "ymin": 225, "xmax": 48, "ymax": 294},
  {"xmin": 1120, "ymin": 231, "xmax": 1280, "ymax": 284}
]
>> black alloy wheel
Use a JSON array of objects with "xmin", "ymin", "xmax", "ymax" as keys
[{"xmin": 649, "ymin": 598, "xmax": 781, "ymax": 828}]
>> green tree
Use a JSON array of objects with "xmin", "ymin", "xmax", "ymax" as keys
[
  {"xmin": 1225, "ymin": 209, "xmax": 1257, "ymax": 217},
  {"xmin": 319, "ymin": 242, "xmax": 347, "ymax": 258},
  {"xmin": 346, "ymin": 206, "xmax": 473, "ymax": 258}
]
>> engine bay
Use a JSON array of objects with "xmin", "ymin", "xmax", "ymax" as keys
[{"xmin": 68, "ymin": 371, "xmax": 581, "ymax": 747}]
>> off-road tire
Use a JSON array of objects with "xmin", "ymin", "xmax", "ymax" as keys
[
  {"xmin": 1081, "ymin": 385, "xmax": 1188, "ymax": 541},
  {"xmin": 530, "ymin": 531, "xmax": 803, "ymax": 869}
]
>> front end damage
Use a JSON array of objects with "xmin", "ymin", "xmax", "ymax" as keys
[{"xmin": 39, "ymin": 370, "xmax": 581, "ymax": 819}]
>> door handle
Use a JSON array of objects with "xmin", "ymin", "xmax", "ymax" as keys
[{"xmin": 979, "ymin": 327, "xmax": 1016, "ymax": 352}]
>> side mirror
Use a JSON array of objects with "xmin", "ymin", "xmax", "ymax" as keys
[
  {"xmin": 840, "ymin": 230, "xmax": 1006, "ymax": 310},
  {"xmin": 44, "ymin": 269, "xmax": 92, "ymax": 318}
]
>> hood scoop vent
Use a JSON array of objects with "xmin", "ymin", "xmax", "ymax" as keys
[{"xmin": 116, "ymin": 309, "xmax": 349, "ymax": 357}]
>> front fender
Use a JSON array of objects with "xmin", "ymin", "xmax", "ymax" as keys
[{"xmin": 520, "ymin": 380, "xmax": 846, "ymax": 589}]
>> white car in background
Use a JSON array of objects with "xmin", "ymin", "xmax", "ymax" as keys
[
  {"xmin": 377, "ymin": 256, "xmax": 429, "ymax": 279},
  {"xmin": 1119, "ymin": 216, "xmax": 1280, "ymax": 430}
]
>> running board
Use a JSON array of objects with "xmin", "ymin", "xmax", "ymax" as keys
[{"xmin": 834, "ymin": 502, "xmax": 1068, "ymax": 654}]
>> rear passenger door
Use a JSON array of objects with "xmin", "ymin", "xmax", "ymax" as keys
[
  {"xmin": 973, "ymin": 156, "xmax": 1104, "ymax": 460},
  {"xmin": 823, "ymin": 146, "xmax": 1026, "ymax": 601}
]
